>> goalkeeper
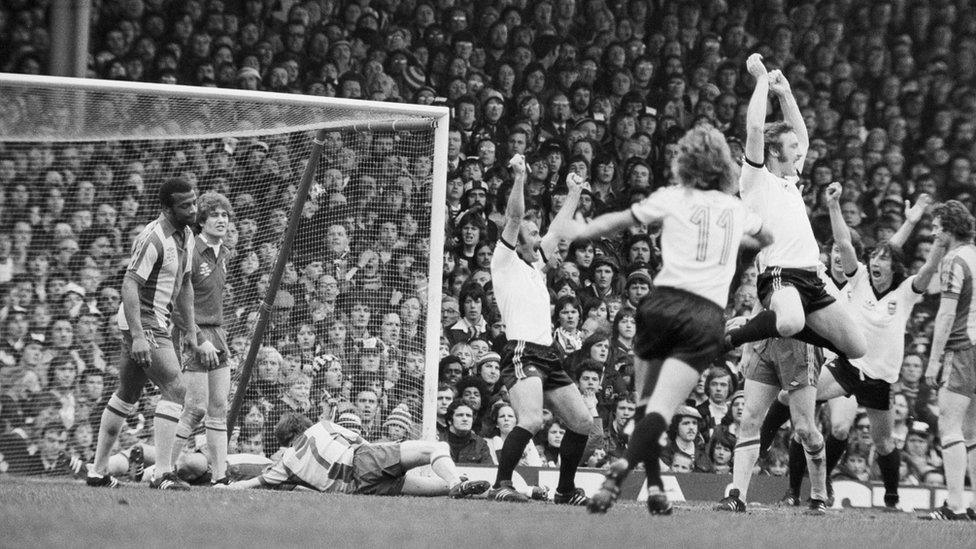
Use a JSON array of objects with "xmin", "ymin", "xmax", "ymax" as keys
[
  {"xmin": 218, "ymin": 417, "xmax": 491, "ymax": 498},
  {"xmin": 170, "ymin": 191, "xmax": 234, "ymax": 485}
]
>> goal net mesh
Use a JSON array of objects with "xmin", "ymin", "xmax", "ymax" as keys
[{"xmin": 0, "ymin": 77, "xmax": 441, "ymax": 478}]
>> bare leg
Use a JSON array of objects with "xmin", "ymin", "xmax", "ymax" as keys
[
  {"xmin": 788, "ymin": 385, "xmax": 827, "ymax": 501},
  {"xmin": 805, "ymin": 301, "xmax": 867, "ymax": 358}
]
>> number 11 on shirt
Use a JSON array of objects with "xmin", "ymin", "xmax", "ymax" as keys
[{"xmin": 690, "ymin": 207, "xmax": 734, "ymax": 264}]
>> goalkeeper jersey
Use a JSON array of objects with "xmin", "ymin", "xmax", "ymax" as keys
[{"xmin": 259, "ymin": 421, "xmax": 365, "ymax": 493}]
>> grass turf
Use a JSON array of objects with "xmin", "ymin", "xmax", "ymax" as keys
[{"xmin": 1, "ymin": 477, "xmax": 972, "ymax": 548}]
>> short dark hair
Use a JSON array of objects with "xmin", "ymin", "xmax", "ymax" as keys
[
  {"xmin": 576, "ymin": 358, "xmax": 604, "ymax": 381},
  {"xmin": 159, "ymin": 177, "xmax": 194, "ymax": 207},
  {"xmin": 274, "ymin": 412, "xmax": 313, "ymax": 447},
  {"xmin": 445, "ymin": 399, "xmax": 473, "ymax": 424}
]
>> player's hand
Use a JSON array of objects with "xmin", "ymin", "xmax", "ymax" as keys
[
  {"xmin": 130, "ymin": 336, "xmax": 152, "ymax": 368},
  {"xmin": 508, "ymin": 154, "xmax": 528, "ymax": 177},
  {"xmin": 725, "ymin": 316, "xmax": 749, "ymax": 331},
  {"xmin": 824, "ymin": 182, "xmax": 842, "ymax": 205},
  {"xmin": 768, "ymin": 69, "xmax": 791, "ymax": 96},
  {"xmin": 746, "ymin": 53, "xmax": 767, "ymax": 79},
  {"xmin": 196, "ymin": 339, "xmax": 220, "ymax": 370},
  {"xmin": 905, "ymin": 194, "xmax": 932, "ymax": 224},
  {"xmin": 924, "ymin": 359, "xmax": 941, "ymax": 388}
]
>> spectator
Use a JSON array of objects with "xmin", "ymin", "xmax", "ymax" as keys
[
  {"xmin": 485, "ymin": 401, "xmax": 542, "ymax": 467},
  {"xmin": 443, "ymin": 400, "xmax": 491, "ymax": 464},
  {"xmin": 661, "ymin": 406, "xmax": 710, "ymax": 473}
]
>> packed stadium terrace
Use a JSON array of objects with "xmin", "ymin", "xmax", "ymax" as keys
[{"xmin": 0, "ymin": 0, "xmax": 973, "ymax": 489}]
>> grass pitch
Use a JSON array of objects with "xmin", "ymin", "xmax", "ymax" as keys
[{"xmin": 0, "ymin": 477, "xmax": 972, "ymax": 549}]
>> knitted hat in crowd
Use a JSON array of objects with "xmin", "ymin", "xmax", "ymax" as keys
[
  {"xmin": 626, "ymin": 269, "xmax": 652, "ymax": 288},
  {"xmin": 383, "ymin": 407, "xmax": 413, "ymax": 431},
  {"xmin": 473, "ymin": 351, "xmax": 501, "ymax": 373},
  {"xmin": 337, "ymin": 412, "xmax": 364, "ymax": 432},
  {"xmin": 674, "ymin": 405, "xmax": 702, "ymax": 421},
  {"xmin": 236, "ymin": 66, "xmax": 261, "ymax": 81}
]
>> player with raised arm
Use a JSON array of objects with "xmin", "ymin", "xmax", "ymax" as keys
[
  {"xmin": 218, "ymin": 418, "xmax": 490, "ymax": 498},
  {"xmin": 717, "ymin": 185, "xmax": 944, "ymax": 515},
  {"xmin": 86, "ymin": 178, "xmax": 217, "ymax": 490},
  {"xmin": 921, "ymin": 200, "xmax": 976, "ymax": 521},
  {"xmin": 724, "ymin": 54, "xmax": 866, "ymax": 361},
  {"xmin": 170, "ymin": 192, "xmax": 233, "ymax": 485},
  {"xmin": 581, "ymin": 124, "xmax": 773, "ymax": 515},
  {"xmin": 486, "ymin": 155, "xmax": 594, "ymax": 505}
]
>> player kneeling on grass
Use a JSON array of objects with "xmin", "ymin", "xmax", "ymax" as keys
[{"xmin": 217, "ymin": 416, "xmax": 490, "ymax": 498}]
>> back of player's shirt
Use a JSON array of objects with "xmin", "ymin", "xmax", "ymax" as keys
[
  {"xmin": 940, "ymin": 243, "xmax": 976, "ymax": 349},
  {"xmin": 631, "ymin": 186, "xmax": 762, "ymax": 309}
]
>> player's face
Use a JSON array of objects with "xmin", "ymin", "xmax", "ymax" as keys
[
  {"xmin": 168, "ymin": 190, "xmax": 198, "ymax": 228},
  {"xmin": 868, "ymin": 249, "xmax": 894, "ymax": 288},
  {"xmin": 829, "ymin": 243, "xmax": 845, "ymax": 275},
  {"xmin": 202, "ymin": 207, "xmax": 229, "ymax": 239},
  {"xmin": 774, "ymin": 131, "xmax": 801, "ymax": 173},
  {"xmin": 516, "ymin": 221, "xmax": 542, "ymax": 262}
]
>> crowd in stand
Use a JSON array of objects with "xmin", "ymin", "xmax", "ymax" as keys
[{"xmin": 1, "ymin": 0, "xmax": 974, "ymax": 489}]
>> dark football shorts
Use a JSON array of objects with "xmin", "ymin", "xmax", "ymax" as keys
[
  {"xmin": 179, "ymin": 325, "xmax": 230, "ymax": 373},
  {"xmin": 743, "ymin": 337, "xmax": 823, "ymax": 391},
  {"xmin": 826, "ymin": 357, "xmax": 891, "ymax": 410},
  {"xmin": 757, "ymin": 266, "xmax": 836, "ymax": 314},
  {"xmin": 350, "ymin": 442, "xmax": 406, "ymax": 496},
  {"xmin": 499, "ymin": 340, "xmax": 575, "ymax": 391},
  {"xmin": 633, "ymin": 286, "xmax": 724, "ymax": 373}
]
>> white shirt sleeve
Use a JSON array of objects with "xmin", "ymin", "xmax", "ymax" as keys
[
  {"xmin": 739, "ymin": 161, "xmax": 767, "ymax": 195},
  {"xmin": 742, "ymin": 208, "xmax": 763, "ymax": 236},
  {"xmin": 631, "ymin": 187, "xmax": 674, "ymax": 225}
]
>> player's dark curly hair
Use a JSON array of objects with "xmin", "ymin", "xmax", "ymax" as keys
[
  {"xmin": 197, "ymin": 191, "xmax": 234, "ymax": 224},
  {"xmin": 159, "ymin": 177, "xmax": 194, "ymax": 207},
  {"xmin": 932, "ymin": 200, "xmax": 976, "ymax": 242},
  {"xmin": 672, "ymin": 124, "xmax": 737, "ymax": 193},
  {"xmin": 274, "ymin": 412, "xmax": 313, "ymax": 447}
]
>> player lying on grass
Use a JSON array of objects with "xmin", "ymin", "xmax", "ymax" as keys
[{"xmin": 217, "ymin": 415, "xmax": 490, "ymax": 498}]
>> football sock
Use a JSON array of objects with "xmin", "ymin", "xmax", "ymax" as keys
[
  {"xmin": 732, "ymin": 438, "xmax": 761, "ymax": 500},
  {"xmin": 759, "ymin": 399, "xmax": 791, "ymax": 454},
  {"xmin": 876, "ymin": 447, "xmax": 900, "ymax": 499},
  {"xmin": 942, "ymin": 439, "xmax": 967, "ymax": 510},
  {"xmin": 172, "ymin": 407, "xmax": 205, "ymax": 465},
  {"xmin": 803, "ymin": 438, "xmax": 827, "ymax": 501},
  {"xmin": 793, "ymin": 326, "xmax": 844, "ymax": 358},
  {"xmin": 788, "ymin": 437, "xmax": 806, "ymax": 497},
  {"xmin": 91, "ymin": 393, "xmax": 136, "ymax": 476},
  {"xmin": 153, "ymin": 400, "xmax": 183, "ymax": 475},
  {"xmin": 556, "ymin": 429, "xmax": 588, "ymax": 494},
  {"xmin": 824, "ymin": 433, "xmax": 847, "ymax": 476},
  {"xmin": 205, "ymin": 416, "xmax": 229, "ymax": 480},
  {"xmin": 494, "ymin": 426, "xmax": 533, "ymax": 488},
  {"xmin": 430, "ymin": 445, "xmax": 461, "ymax": 486},
  {"xmin": 728, "ymin": 310, "xmax": 778, "ymax": 347},
  {"xmin": 626, "ymin": 412, "xmax": 668, "ymax": 490}
]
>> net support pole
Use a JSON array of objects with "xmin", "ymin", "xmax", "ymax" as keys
[
  {"xmin": 226, "ymin": 127, "xmax": 329, "ymax": 435},
  {"xmin": 420, "ymin": 113, "xmax": 450, "ymax": 440}
]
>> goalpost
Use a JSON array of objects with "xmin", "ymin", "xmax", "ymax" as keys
[{"xmin": 0, "ymin": 74, "xmax": 449, "ymax": 456}]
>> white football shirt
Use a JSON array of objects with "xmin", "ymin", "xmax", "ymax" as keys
[
  {"xmin": 824, "ymin": 263, "xmax": 922, "ymax": 383},
  {"xmin": 631, "ymin": 186, "xmax": 763, "ymax": 309},
  {"xmin": 491, "ymin": 240, "xmax": 553, "ymax": 346},
  {"xmin": 739, "ymin": 162, "xmax": 820, "ymax": 271}
]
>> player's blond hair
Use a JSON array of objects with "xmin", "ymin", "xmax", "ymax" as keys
[{"xmin": 671, "ymin": 124, "xmax": 737, "ymax": 193}]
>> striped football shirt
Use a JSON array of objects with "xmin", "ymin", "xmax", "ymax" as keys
[
  {"xmin": 117, "ymin": 214, "xmax": 194, "ymax": 333},
  {"xmin": 258, "ymin": 421, "xmax": 366, "ymax": 493},
  {"xmin": 940, "ymin": 243, "xmax": 976, "ymax": 349}
]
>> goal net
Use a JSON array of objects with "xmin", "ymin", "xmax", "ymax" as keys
[{"xmin": 0, "ymin": 74, "xmax": 448, "ymax": 478}]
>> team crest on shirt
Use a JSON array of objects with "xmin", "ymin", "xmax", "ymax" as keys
[
  {"xmin": 888, "ymin": 302, "xmax": 897, "ymax": 315},
  {"xmin": 162, "ymin": 245, "xmax": 176, "ymax": 266},
  {"xmin": 199, "ymin": 262, "xmax": 213, "ymax": 278}
]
